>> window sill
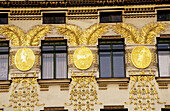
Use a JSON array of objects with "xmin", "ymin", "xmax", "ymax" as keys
[
  {"xmin": 38, "ymin": 79, "xmax": 71, "ymax": 91},
  {"xmin": 97, "ymin": 77, "xmax": 130, "ymax": 90},
  {"xmin": 0, "ymin": 80, "xmax": 12, "ymax": 92},
  {"xmin": 156, "ymin": 77, "xmax": 170, "ymax": 89}
]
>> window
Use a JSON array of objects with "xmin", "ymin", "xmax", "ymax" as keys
[
  {"xmin": 41, "ymin": 40, "xmax": 67, "ymax": 79},
  {"xmin": 101, "ymin": 109, "xmax": 128, "ymax": 111},
  {"xmin": 43, "ymin": 13, "xmax": 66, "ymax": 24},
  {"xmin": 99, "ymin": 39, "xmax": 125, "ymax": 78},
  {"xmin": 100, "ymin": 105, "xmax": 128, "ymax": 111},
  {"xmin": 41, "ymin": 107, "xmax": 68, "ymax": 111},
  {"xmin": 157, "ymin": 38, "xmax": 170, "ymax": 77},
  {"xmin": 157, "ymin": 10, "xmax": 170, "ymax": 21},
  {"xmin": 0, "ymin": 13, "xmax": 8, "ymax": 24},
  {"xmin": 0, "ymin": 41, "xmax": 9, "ymax": 80},
  {"xmin": 100, "ymin": 12, "xmax": 122, "ymax": 23}
]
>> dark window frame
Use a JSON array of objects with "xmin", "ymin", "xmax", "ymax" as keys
[
  {"xmin": 0, "ymin": 41, "xmax": 9, "ymax": 80},
  {"xmin": 0, "ymin": 13, "xmax": 8, "ymax": 24},
  {"xmin": 157, "ymin": 10, "xmax": 170, "ymax": 21},
  {"xmin": 43, "ymin": 13, "xmax": 66, "ymax": 24},
  {"xmin": 98, "ymin": 38, "xmax": 125, "ymax": 78},
  {"xmin": 100, "ymin": 11, "xmax": 122, "ymax": 23},
  {"xmin": 41, "ymin": 40, "xmax": 68, "ymax": 79},
  {"xmin": 157, "ymin": 37, "xmax": 170, "ymax": 77}
]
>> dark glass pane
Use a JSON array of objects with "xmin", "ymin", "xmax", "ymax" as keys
[
  {"xmin": 157, "ymin": 10, "xmax": 170, "ymax": 21},
  {"xmin": 55, "ymin": 46, "xmax": 67, "ymax": 51},
  {"xmin": 43, "ymin": 17, "xmax": 55, "ymax": 24},
  {"xmin": 42, "ymin": 46, "xmax": 54, "ymax": 51},
  {"xmin": 54, "ymin": 17, "xmax": 65, "ymax": 24},
  {"xmin": 0, "ymin": 47, "xmax": 9, "ymax": 52},
  {"xmin": 157, "ymin": 44, "xmax": 169, "ymax": 49},
  {"xmin": 99, "ymin": 45, "xmax": 111, "ymax": 50},
  {"xmin": 56, "ymin": 53, "xmax": 67, "ymax": 78},
  {"xmin": 0, "ymin": 54, "xmax": 8, "ymax": 80},
  {"xmin": 42, "ymin": 54, "xmax": 54, "ymax": 79},
  {"xmin": 99, "ymin": 52, "xmax": 111, "ymax": 77},
  {"xmin": 112, "ymin": 44, "xmax": 124, "ymax": 49},
  {"xmin": 100, "ymin": 12, "xmax": 122, "ymax": 23},
  {"xmin": 113, "ymin": 52, "xmax": 125, "ymax": 77},
  {"xmin": 43, "ymin": 13, "xmax": 65, "ymax": 24},
  {"xmin": 0, "ymin": 13, "xmax": 8, "ymax": 24}
]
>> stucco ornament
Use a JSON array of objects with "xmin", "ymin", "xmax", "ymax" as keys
[
  {"xmin": 15, "ymin": 48, "xmax": 35, "ymax": 71},
  {"xmin": 73, "ymin": 47, "xmax": 93, "ymax": 70},
  {"xmin": 131, "ymin": 46, "xmax": 151, "ymax": 69}
]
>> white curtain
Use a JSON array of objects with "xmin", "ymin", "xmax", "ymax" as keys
[
  {"xmin": 42, "ymin": 54, "xmax": 54, "ymax": 79},
  {"xmin": 158, "ymin": 51, "xmax": 170, "ymax": 77},
  {"xmin": 56, "ymin": 53, "xmax": 67, "ymax": 78},
  {"xmin": 0, "ymin": 54, "xmax": 8, "ymax": 80}
]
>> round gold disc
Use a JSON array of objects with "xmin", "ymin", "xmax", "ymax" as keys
[
  {"xmin": 73, "ymin": 47, "xmax": 93, "ymax": 70},
  {"xmin": 131, "ymin": 46, "xmax": 151, "ymax": 69},
  {"xmin": 15, "ymin": 48, "xmax": 35, "ymax": 71}
]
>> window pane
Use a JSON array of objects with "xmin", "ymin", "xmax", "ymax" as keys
[
  {"xmin": 99, "ymin": 45, "xmax": 111, "ymax": 50},
  {"xmin": 112, "ymin": 44, "xmax": 124, "ymax": 49},
  {"xmin": 113, "ymin": 52, "xmax": 125, "ymax": 77},
  {"xmin": 99, "ymin": 52, "xmax": 111, "ymax": 77},
  {"xmin": 42, "ymin": 54, "xmax": 54, "ymax": 79},
  {"xmin": 0, "ymin": 54, "xmax": 8, "ymax": 80},
  {"xmin": 158, "ymin": 51, "xmax": 170, "ymax": 77},
  {"xmin": 157, "ymin": 44, "xmax": 169, "ymax": 49},
  {"xmin": 55, "ymin": 46, "xmax": 67, "ymax": 51},
  {"xmin": 0, "ymin": 47, "xmax": 9, "ymax": 52},
  {"xmin": 42, "ymin": 46, "xmax": 54, "ymax": 51},
  {"xmin": 0, "ymin": 13, "xmax": 8, "ymax": 24},
  {"xmin": 56, "ymin": 53, "xmax": 67, "ymax": 78}
]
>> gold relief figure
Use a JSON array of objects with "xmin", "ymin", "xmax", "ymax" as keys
[
  {"xmin": 15, "ymin": 48, "xmax": 35, "ymax": 71},
  {"xmin": 73, "ymin": 47, "xmax": 93, "ymax": 70},
  {"xmin": 112, "ymin": 23, "xmax": 167, "ymax": 44},
  {"xmin": 131, "ymin": 46, "xmax": 151, "ymax": 69}
]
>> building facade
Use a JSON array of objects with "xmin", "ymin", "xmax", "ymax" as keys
[{"xmin": 0, "ymin": 0, "xmax": 170, "ymax": 111}]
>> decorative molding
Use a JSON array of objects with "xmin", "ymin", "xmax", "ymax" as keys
[
  {"xmin": 101, "ymin": 35, "xmax": 121, "ymax": 39},
  {"xmin": 0, "ymin": 80, "xmax": 11, "ymax": 93},
  {"xmin": 67, "ymin": 16, "xmax": 98, "ymax": 20},
  {"xmin": 10, "ymin": 10, "xmax": 41, "ymax": 15},
  {"xmin": 124, "ymin": 14, "xmax": 155, "ymax": 18},
  {"xmin": 68, "ymin": 9, "xmax": 97, "ymax": 15},
  {"xmin": 38, "ymin": 79, "xmax": 71, "ymax": 91},
  {"xmin": 124, "ymin": 7, "xmax": 155, "ymax": 13},
  {"xmin": 44, "ymin": 37, "xmax": 64, "ymax": 41},
  {"xmin": 10, "ymin": 17, "xmax": 41, "ymax": 21},
  {"xmin": 160, "ymin": 34, "xmax": 170, "ymax": 38},
  {"xmin": 156, "ymin": 77, "xmax": 170, "ymax": 89},
  {"xmin": 97, "ymin": 78, "xmax": 129, "ymax": 90}
]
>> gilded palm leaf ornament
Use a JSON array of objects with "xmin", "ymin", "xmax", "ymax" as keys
[
  {"xmin": 56, "ymin": 23, "xmax": 109, "ymax": 45},
  {"xmin": 112, "ymin": 23, "xmax": 168, "ymax": 44},
  {"xmin": 0, "ymin": 25, "xmax": 51, "ymax": 46}
]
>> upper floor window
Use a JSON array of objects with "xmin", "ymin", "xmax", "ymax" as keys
[
  {"xmin": 41, "ymin": 40, "xmax": 67, "ymax": 79},
  {"xmin": 157, "ymin": 38, "xmax": 170, "ymax": 77},
  {"xmin": 100, "ymin": 12, "xmax": 122, "ymax": 23},
  {"xmin": 0, "ymin": 13, "xmax": 8, "ymax": 24},
  {"xmin": 41, "ymin": 107, "xmax": 68, "ymax": 111},
  {"xmin": 99, "ymin": 39, "xmax": 125, "ymax": 78},
  {"xmin": 101, "ymin": 105, "xmax": 128, "ymax": 111},
  {"xmin": 0, "ymin": 41, "xmax": 9, "ymax": 80},
  {"xmin": 43, "ymin": 13, "xmax": 66, "ymax": 24},
  {"xmin": 157, "ymin": 10, "xmax": 170, "ymax": 21}
]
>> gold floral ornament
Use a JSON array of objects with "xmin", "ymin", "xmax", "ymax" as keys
[
  {"xmin": 131, "ymin": 46, "xmax": 151, "ymax": 69},
  {"xmin": 73, "ymin": 47, "xmax": 93, "ymax": 70},
  {"xmin": 112, "ymin": 23, "xmax": 167, "ymax": 44},
  {"xmin": 15, "ymin": 48, "xmax": 35, "ymax": 71},
  {"xmin": 0, "ymin": 25, "xmax": 51, "ymax": 46},
  {"xmin": 56, "ymin": 23, "xmax": 109, "ymax": 45}
]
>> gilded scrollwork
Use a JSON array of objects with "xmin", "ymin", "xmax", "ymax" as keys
[
  {"xmin": 112, "ymin": 23, "xmax": 167, "ymax": 44},
  {"xmin": 0, "ymin": 25, "xmax": 51, "ymax": 46},
  {"xmin": 3, "ymin": 72, "xmax": 44, "ymax": 111},
  {"xmin": 125, "ymin": 69, "xmax": 165, "ymax": 111},
  {"xmin": 56, "ymin": 23, "xmax": 109, "ymax": 46},
  {"xmin": 65, "ymin": 71, "xmax": 101, "ymax": 111}
]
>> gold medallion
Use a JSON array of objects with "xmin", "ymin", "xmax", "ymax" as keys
[
  {"xmin": 73, "ymin": 47, "xmax": 93, "ymax": 70},
  {"xmin": 131, "ymin": 46, "xmax": 151, "ymax": 69},
  {"xmin": 15, "ymin": 48, "xmax": 35, "ymax": 71}
]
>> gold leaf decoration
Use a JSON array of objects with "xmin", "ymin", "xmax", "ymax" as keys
[
  {"xmin": 112, "ymin": 23, "xmax": 167, "ymax": 44},
  {"xmin": 0, "ymin": 25, "xmax": 51, "ymax": 46},
  {"xmin": 25, "ymin": 25, "xmax": 52, "ymax": 46},
  {"xmin": 81, "ymin": 23, "xmax": 109, "ymax": 45},
  {"xmin": 141, "ymin": 23, "xmax": 168, "ymax": 44},
  {"xmin": 56, "ymin": 24, "xmax": 82, "ymax": 45},
  {"xmin": 0, "ymin": 25, "xmax": 25, "ymax": 46},
  {"xmin": 56, "ymin": 23, "xmax": 109, "ymax": 45}
]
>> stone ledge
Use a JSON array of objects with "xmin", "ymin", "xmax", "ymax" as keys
[
  {"xmin": 0, "ymin": 80, "xmax": 12, "ymax": 92},
  {"xmin": 96, "ymin": 78, "xmax": 130, "ymax": 90},
  {"xmin": 156, "ymin": 77, "xmax": 170, "ymax": 89},
  {"xmin": 38, "ymin": 79, "xmax": 71, "ymax": 91}
]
